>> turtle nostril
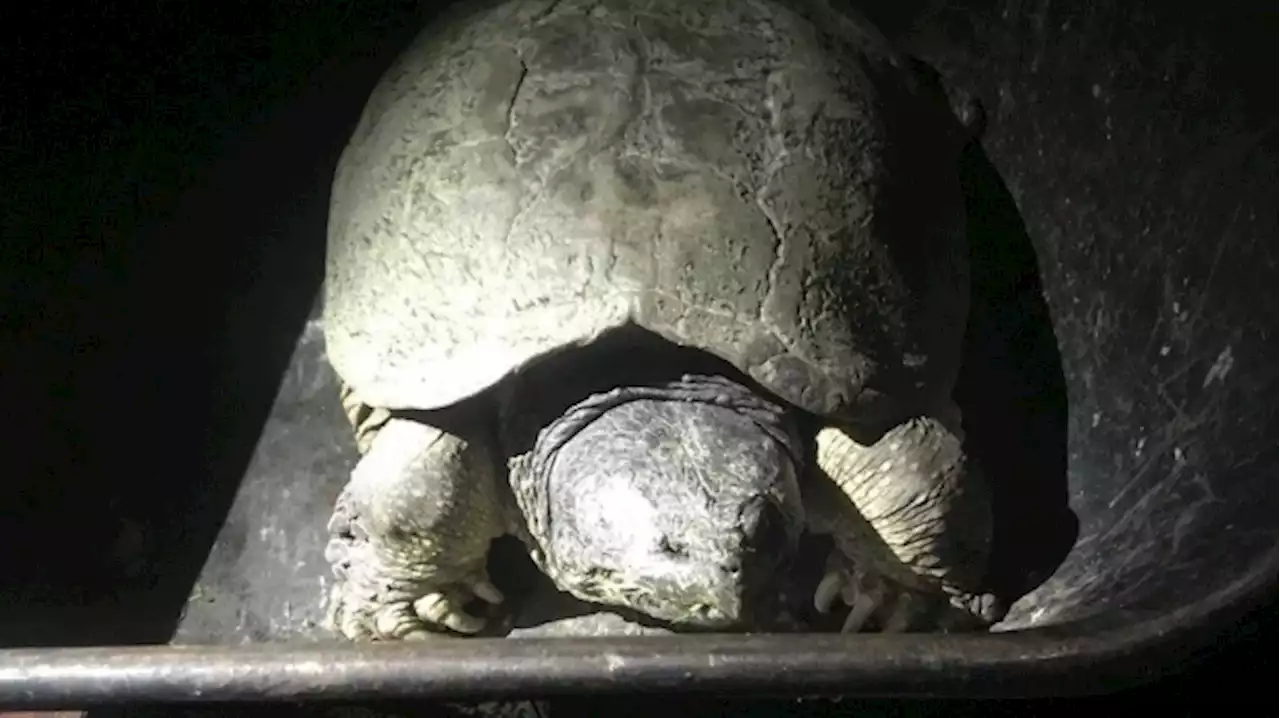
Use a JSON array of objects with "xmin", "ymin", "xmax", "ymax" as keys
[{"xmin": 657, "ymin": 534, "xmax": 688, "ymax": 558}]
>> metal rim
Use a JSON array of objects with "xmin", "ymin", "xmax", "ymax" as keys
[{"xmin": 0, "ymin": 548, "xmax": 1272, "ymax": 708}]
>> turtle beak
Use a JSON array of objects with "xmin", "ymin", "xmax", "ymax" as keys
[{"xmin": 647, "ymin": 496, "xmax": 794, "ymax": 629}]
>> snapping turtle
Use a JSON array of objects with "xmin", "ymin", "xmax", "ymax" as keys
[{"xmin": 321, "ymin": 0, "xmax": 1004, "ymax": 640}]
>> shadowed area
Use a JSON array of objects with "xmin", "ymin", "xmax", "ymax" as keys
[{"xmin": 0, "ymin": 1, "xmax": 433, "ymax": 647}]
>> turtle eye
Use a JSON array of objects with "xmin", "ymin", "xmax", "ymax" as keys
[{"xmin": 657, "ymin": 535, "xmax": 688, "ymax": 558}]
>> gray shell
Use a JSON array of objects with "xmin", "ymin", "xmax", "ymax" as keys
[{"xmin": 323, "ymin": 0, "xmax": 972, "ymax": 424}]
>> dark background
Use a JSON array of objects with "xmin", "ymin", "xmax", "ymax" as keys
[{"xmin": 0, "ymin": 0, "xmax": 1273, "ymax": 714}]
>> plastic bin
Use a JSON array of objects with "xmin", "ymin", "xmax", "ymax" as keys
[{"xmin": 0, "ymin": 0, "xmax": 1273, "ymax": 709}]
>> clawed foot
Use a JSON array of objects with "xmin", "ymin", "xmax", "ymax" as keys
[
  {"xmin": 813, "ymin": 561, "xmax": 891, "ymax": 632},
  {"xmin": 323, "ymin": 488, "xmax": 505, "ymax": 640},
  {"xmin": 812, "ymin": 551, "xmax": 1002, "ymax": 633}
]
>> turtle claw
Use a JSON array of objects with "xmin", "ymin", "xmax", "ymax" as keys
[
  {"xmin": 414, "ymin": 591, "xmax": 488, "ymax": 635},
  {"xmin": 813, "ymin": 559, "xmax": 999, "ymax": 634},
  {"xmin": 813, "ymin": 572, "xmax": 843, "ymax": 614},
  {"xmin": 470, "ymin": 579, "xmax": 505, "ymax": 605},
  {"xmin": 327, "ymin": 591, "xmax": 477, "ymax": 641},
  {"xmin": 840, "ymin": 581, "xmax": 883, "ymax": 633},
  {"xmin": 326, "ymin": 572, "xmax": 500, "ymax": 640},
  {"xmin": 412, "ymin": 576, "xmax": 506, "ymax": 635},
  {"xmin": 813, "ymin": 566, "xmax": 888, "ymax": 633},
  {"xmin": 375, "ymin": 601, "xmax": 431, "ymax": 639}
]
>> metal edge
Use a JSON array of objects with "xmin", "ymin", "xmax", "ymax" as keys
[{"xmin": 0, "ymin": 547, "xmax": 1273, "ymax": 708}]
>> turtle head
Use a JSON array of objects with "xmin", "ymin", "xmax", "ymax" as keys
[{"xmin": 525, "ymin": 375, "xmax": 807, "ymax": 629}]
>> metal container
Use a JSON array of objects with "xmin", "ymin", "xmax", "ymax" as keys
[{"xmin": 1, "ymin": 0, "xmax": 1273, "ymax": 710}]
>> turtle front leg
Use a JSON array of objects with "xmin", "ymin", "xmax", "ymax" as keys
[
  {"xmin": 324, "ymin": 405, "xmax": 507, "ymax": 640},
  {"xmin": 807, "ymin": 406, "xmax": 1006, "ymax": 632}
]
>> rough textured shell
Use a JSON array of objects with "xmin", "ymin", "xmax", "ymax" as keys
[{"xmin": 323, "ymin": 0, "xmax": 971, "ymax": 422}]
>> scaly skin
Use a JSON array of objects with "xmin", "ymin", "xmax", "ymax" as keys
[
  {"xmin": 809, "ymin": 407, "xmax": 1007, "ymax": 631},
  {"xmin": 324, "ymin": 387, "xmax": 507, "ymax": 639}
]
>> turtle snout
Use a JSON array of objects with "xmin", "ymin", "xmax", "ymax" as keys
[
  {"xmin": 634, "ymin": 500, "xmax": 792, "ymax": 629},
  {"xmin": 667, "ymin": 499, "xmax": 796, "ymax": 628}
]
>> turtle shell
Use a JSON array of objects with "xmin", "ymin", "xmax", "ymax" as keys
[{"xmin": 323, "ymin": 0, "xmax": 972, "ymax": 425}]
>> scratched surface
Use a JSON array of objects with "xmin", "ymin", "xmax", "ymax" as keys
[
  {"xmin": 901, "ymin": 0, "xmax": 1277, "ymax": 629},
  {"xmin": 171, "ymin": 0, "xmax": 1276, "ymax": 644}
]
